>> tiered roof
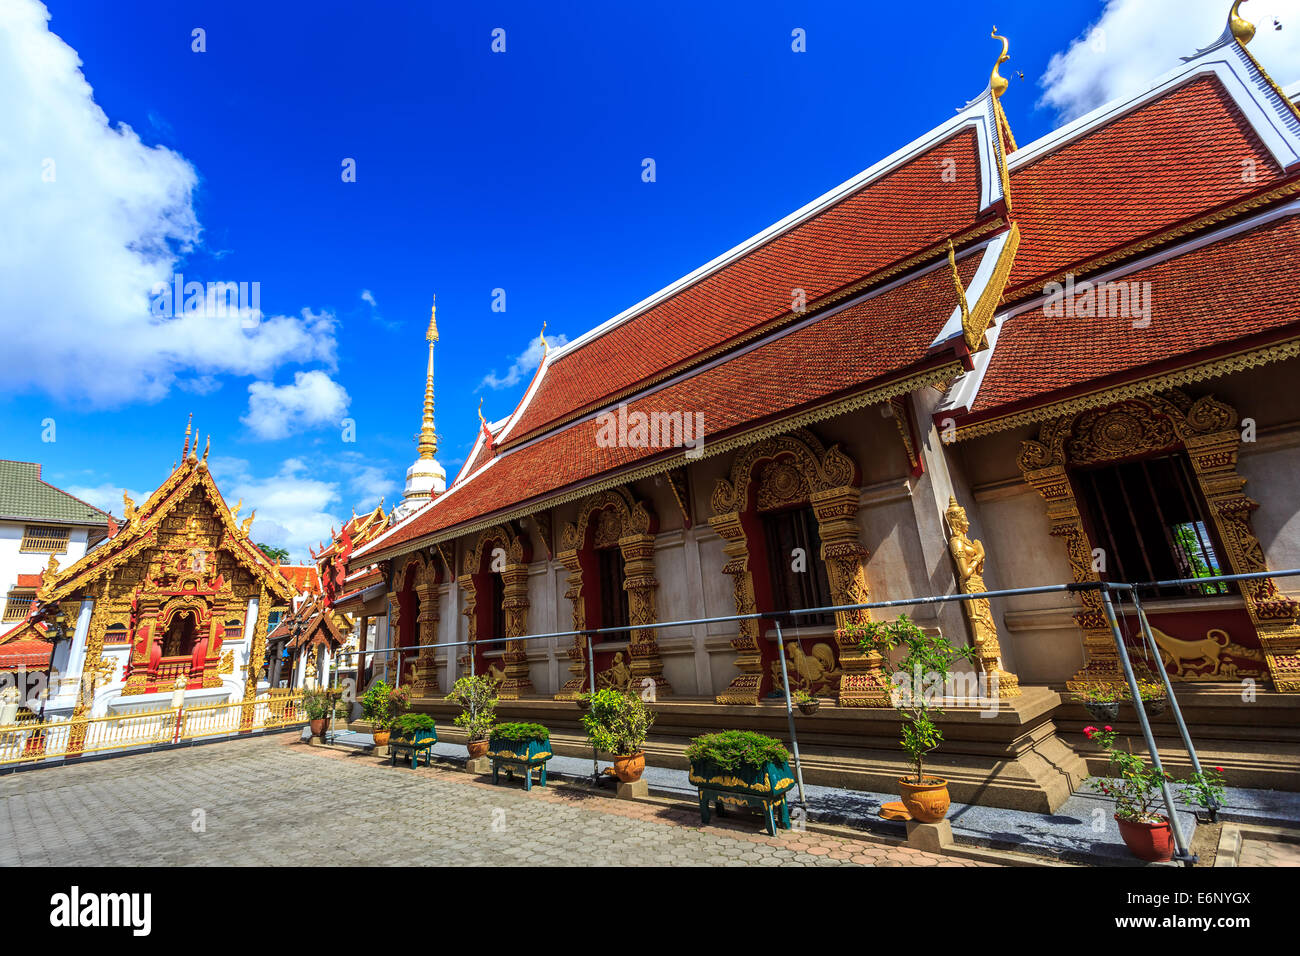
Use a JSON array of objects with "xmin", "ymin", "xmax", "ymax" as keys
[{"xmin": 359, "ymin": 12, "xmax": 1300, "ymax": 562}]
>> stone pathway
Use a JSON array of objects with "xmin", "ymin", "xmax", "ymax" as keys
[
  {"xmin": 0, "ymin": 735, "xmax": 990, "ymax": 867},
  {"xmin": 1239, "ymin": 836, "xmax": 1300, "ymax": 866}
]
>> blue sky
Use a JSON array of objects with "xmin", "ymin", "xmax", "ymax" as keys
[{"xmin": 1, "ymin": 0, "xmax": 1296, "ymax": 560}]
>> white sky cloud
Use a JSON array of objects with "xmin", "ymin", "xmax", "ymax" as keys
[
  {"xmin": 479, "ymin": 332, "xmax": 569, "ymax": 390},
  {"xmin": 1040, "ymin": 0, "xmax": 1300, "ymax": 123},
  {"xmin": 0, "ymin": 0, "xmax": 339, "ymax": 405},
  {"xmin": 63, "ymin": 482, "xmax": 149, "ymax": 519},
  {"xmin": 241, "ymin": 370, "xmax": 350, "ymax": 440}
]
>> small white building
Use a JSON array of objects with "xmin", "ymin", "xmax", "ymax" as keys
[{"xmin": 0, "ymin": 460, "xmax": 109, "ymax": 629}]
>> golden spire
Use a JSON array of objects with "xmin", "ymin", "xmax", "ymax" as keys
[
  {"xmin": 203, "ymin": 434, "xmax": 211, "ymax": 462},
  {"xmin": 990, "ymin": 27, "xmax": 1011, "ymax": 99},
  {"xmin": 181, "ymin": 413, "xmax": 193, "ymax": 459},
  {"xmin": 1229, "ymin": 1, "xmax": 1255, "ymax": 45},
  {"xmin": 418, "ymin": 296, "xmax": 438, "ymax": 461}
]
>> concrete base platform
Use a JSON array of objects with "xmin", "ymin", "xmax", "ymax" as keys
[
  {"xmin": 464, "ymin": 756, "xmax": 491, "ymax": 774},
  {"xmin": 617, "ymin": 778, "xmax": 649, "ymax": 800},
  {"xmin": 411, "ymin": 686, "xmax": 1086, "ymax": 812},
  {"xmin": 906, "ymin": 819, "xmax": 954, "ymax": 852}
]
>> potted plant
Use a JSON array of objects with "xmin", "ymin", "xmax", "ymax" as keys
[
  {"xmin": 1073, "ymin": 685, "xmax": 1122, "ymax": 721},
  {"xmin": 391, "ymin": 712, "xmax": 436, "ymax": 744},
  {"xmin": 361, "ymin": 680, "xmax": 396, "ymax": 748},
  {"xmin": 580, "ymin": 688, "xmax": 654, "ymax": 782},
  {"xmin": 446, "ymin": 675, "xmax": 498, "ymax": 759},
  {"xmin": 576, "ymin": 691, "xmax": 592, "ymax": 713},
  {"xmin": 854, "ymin": 614, "xmax": 975, "ymax": 824},
  {"xmin": 1086, "ymin": 724, "xmax": 1226, "ymax": 862},
  {"xmin": 301, "ymin": 688, "xmax": 332, "ymax": 738},
  {"xmin": 1134, "ymin": 680, "xmax": 1168, "ymax": 718},
  {"xmin": 792, "ymin": 689, "xmax": 820, "ymax": 716},
  {"xmin": 488, "ymin": 722, "xmax": 553, "ymax": 790},
  {"xmin": 685, "ymin": 730, "xmax": 795, "ymax": 835}
]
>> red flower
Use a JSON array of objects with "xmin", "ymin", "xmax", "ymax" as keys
[
  {"xmin": 1215, "ymin": 766, "xmax": 1223, "ymax": 773},
  {"xmin": 1104, "ymin": 725, "xmax": 1113, "ymax": 732}
]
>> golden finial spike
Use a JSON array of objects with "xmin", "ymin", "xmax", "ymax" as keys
[
  {"xmin": 477, "ymin": 396, "xmax": 487, "ymax": 428},
  {"xmin": 1229, "ymin": 1, "xmax": 1255, "ymax": 45},
  {"xmin": 203, "ymin": 434, "xmax": 211, "ymax": 461},
  {"xmin": 182, "ymin": 413, "xmax": 193, "ymax": 459},
  {"xmin": 539, "ymin": 320, "xmax": 549, "ymax": 357},
  {"xmin": 947, "ymin": 239, "xmax": 970, "ymax": 322},
  {"xmin": 990, "ymin": 27, "xmax": 1011, "ymax": 99},
  {"xmin": 418, "ymin": 299, "xmax": 438, "ymax": 461}
]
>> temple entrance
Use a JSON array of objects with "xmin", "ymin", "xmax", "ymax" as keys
[{"xmin": 160, "ymin": 611, "xmax": 199, "ymax": 658}]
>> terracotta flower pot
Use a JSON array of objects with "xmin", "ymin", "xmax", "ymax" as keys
[
  {"xmin": 898, "ymin": 777, "xmax": 951, "ymax": 823},
  {"xmin": 309, "ymin": 718, "xmax": 327, "ymax": 738},
  {"xmin": 612, "ymin": 751, "xmax": 645, "ymax": 783},
  {"xmin": 467, "ymin": 739, "xmax": 489, "ymax": 759},
  {"xmin": 373, "ymin": 730, "xmax": 391, "ymax": 748},
  {"xmin": 1116, "ymin": 815, "xmax": 1175, "ymax": 862}
]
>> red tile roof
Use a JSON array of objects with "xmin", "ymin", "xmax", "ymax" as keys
[
  {"xmin": 966, "ymin": 212, "xmax": 1300, "ymax": 420},
  {"xmin": 367, "ymin": 254, "xmax": 981, "ymax": 555},
  {"xmin": 14, "ymin": 574, "xmax": 41, "ymax": 589},
  {"xmin": 504, "ymin": 127, "xmax": 989, "ymax": 444},
  {"xmin": 0, "ymin": 639, "xmax": 52, "ymax": 670},
  {"xmin": 1005, "ymin": 76, "xmax": 1287, "ymax": 299}
]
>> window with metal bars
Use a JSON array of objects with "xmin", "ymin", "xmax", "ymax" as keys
[
  {"xmin": 1071, "ymin": 452, "xmax": 1231, "ymax": 599},
  {"xmin": 20, "ymin": 525, "xmax": 69, "ymax": 553},
  {"xmin": 761, "ymin": 506, "xmax": 835, "ymax": 627},
  {"xmin": 596, "ymin": 546, "xmax": 630, "ymax": 634},
  {"xmin": 2, "ymin": 591, "xmax": 35, "ymax": 622}
]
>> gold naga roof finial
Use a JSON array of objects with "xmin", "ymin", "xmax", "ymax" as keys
[
  {"xmin": 539, "ymin": 319, "xmax": 549, "ymax": 357},
  {"xmin": 477, "ymin": 396, "xmax": 487, "ymax": 429},
  {"xmin": 418, "ymin": 296, "xmax": 439, "ymax": 461},
  {"xmin": 202, "ymin": 434, "xmax": 211, "ymax": 462},
  {"xmin": 231, "ymin": 498, "xmax": 242, "ymax": 520},
  {"xmin": 241, "ymin": 511, "xmax": 255, "ymax": 535},
  {"xmin": 1229, "ymin": 0, "xmax": 1255, "ymax": 45},
  {"xmin": 946, "ymin": 239, "xmax": 971, "ymax": 324},
  {"xmin": 990, "ymin": 27, "xmax": 1011, "ymax": 99},
  {"xmin": 122, "ymin": 490, "xmax": 136, "ymax": 524}
]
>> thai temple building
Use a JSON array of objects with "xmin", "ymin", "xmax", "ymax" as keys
[
  {"xmin": 16, "ymin": 420, "xmax": 300, "ymax": 727},
  {"xmin": 314, "ymin": 12, "xmax": 1300, "ymax": 811}
]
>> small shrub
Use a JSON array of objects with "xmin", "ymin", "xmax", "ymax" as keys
[
  {"xmin": 685, "ymin": 730, "xmax": 789, "ymax": 773},
  {"xmin": 301, "ymin": 689, "xmax": 332, "ymax": 720},
  {"xmin": 490, "ymin": 722, "xmax": 549, "ymax": 744},
  {"xmin": 391, "ymin": 713, "xmax": 435, "ymax": 740}
]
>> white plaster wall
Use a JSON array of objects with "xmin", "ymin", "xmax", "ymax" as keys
[{"xmin": 0, "ymin": 522, "xmax": 95, "ymax": 622}]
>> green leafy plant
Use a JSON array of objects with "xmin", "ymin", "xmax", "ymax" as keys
[
  {"xmin": 301, "ymin": 688, "xmax": 332, "ymax": 720},
  {"xmin": 391, "ymin": 712, "xmax": 435, "ymax": 740},
  {"xmin": 361, "ymin": 680, "xmax": 397, "ymax": 731},
  {"xmin": 490, "ymin": 721, "xmax": 549, "ymax": 744},
  {"xmin": 445, "ymin": 675, "xmax": 498, "ymax": 742},
  {"xmin": 852, "ymin": 614, "xmax": 975, "ymax": 784},
  {"xmin": 580, "ymin": 689, "xmax": 654, "ymax": 757},
  {"xmin": 1085, "ymin": 725, "xmax": 1172, "ymax": 823},
  {"xmin": 792, "ymin": 690, "xmax": 816, "ymax": 705},
  {"xmin": 1133, "ymin": 679, "xmax": 1168, "ymax": 702},
  {"xmin": 1087, "ymin": 725, "xmax": 1226, "ymax": 823},
  {"xmin": 685, "ymin": 730, "xmax": 789, "ymax": 773},
  {"xmin": 1072, "ymin": 685, "xmax": 1121, "ymax": 705}
]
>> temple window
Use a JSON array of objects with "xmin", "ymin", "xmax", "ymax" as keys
[
  {"xmin": 490, "ymin": 572, "xmax": 506, "ymax": 640},
  {"xmin": 761, "ymin": 505, "xmax": 835, "ymax": 626},
  {"xmin": 161, "ymin": 611, "xmax": 199, "ymax": 657},
  {"xmin": 1072, "ymin": 452, "xmax": 1231, "ymax": 599},
  {"xmin": 20, "ymin": 525, "xmax": 69, "ymax": 553},
  {"xmin": 2, "ymin": 589, "xmax": 35, "ymax": 622},
  {"xmin": 595, "ymin": 546, "xmax": 630, "ymax": 633}
]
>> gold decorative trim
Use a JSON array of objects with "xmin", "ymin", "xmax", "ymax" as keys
[{"xmin": 951, "ymin": 337, "xmax": 1300, "ymax": 442}]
